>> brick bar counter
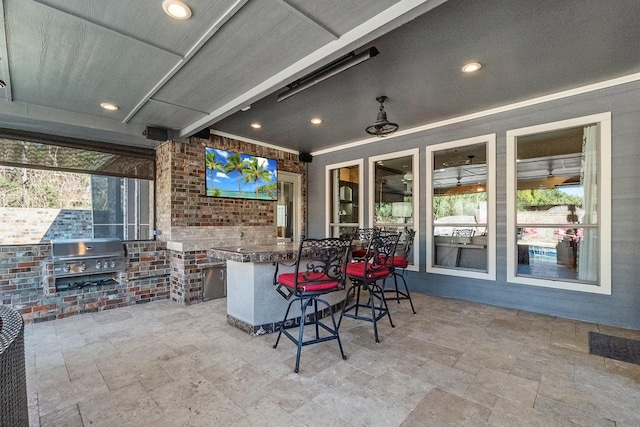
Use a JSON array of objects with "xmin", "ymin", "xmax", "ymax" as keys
[
  {"xmin": 210, "ymin": 242, "xmax": 347, "ymax": 335},
  {"xmin": 0, "ymin": 305, "xmax": 29, "ymax": 426}
]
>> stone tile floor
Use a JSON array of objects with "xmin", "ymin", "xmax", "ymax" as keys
[{"xmin": 24, "ymin": 293, "xmax": 640, "ymax": 426}]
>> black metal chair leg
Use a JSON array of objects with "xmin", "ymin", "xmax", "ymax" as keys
[
  {"xmin": 294, "ymin": 297, "xmax": 310, "ymax": 373},
  {"xmin": 368, "ymin": 289, "xmax": 380, "ymax": 343},
  {"xmin": 338, "ymin": 284, "xmax": 356, "ymax": 329},
  {"xmin": 393, "ymin": 273, "xmax": 401, "ymax": 304},
  {"xmin": 326, "ymin": 303, "xmax": 347, "ymax": 360},
  {"xmin": 398, "ymin": 272, "xmax": 416, "ymax": 314},
  {"xmin": 314, "ymin": 298, "xmax": 320, "ymax": 339},
  {"xmin": 274, "ymin": 297, "xmax": 297, "ymax": 349}
]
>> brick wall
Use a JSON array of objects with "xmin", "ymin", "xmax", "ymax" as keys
[
  {"xmin": 158, "ymin": 135, "xmax": 307, "ymax": 304},
  {"xmin": 156, "ymin": 135, "xmax": 307, "ymax": 239},
  {"xmin": 0, "ymin": 241, "xmax": 170, "ymax": 323},
  {"xmin": 0, "ymin": 208, "xmax": 92, "ymax": 244}
]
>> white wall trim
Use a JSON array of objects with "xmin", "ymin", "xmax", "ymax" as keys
[{"xmin": 210, "ymin": 130, "xmax": 300, "ymax": 155}]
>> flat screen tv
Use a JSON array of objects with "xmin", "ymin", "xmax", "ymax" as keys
[{"xmin": 205, "ymin": 147, "xmax": 278, "ymax": 200}]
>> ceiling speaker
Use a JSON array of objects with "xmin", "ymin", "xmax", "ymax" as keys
[
  {"xmin": 299, "ymin": 152, "xmax": 313, "ymax": 163},
  {"xmin": 192, "ymin": 128, "xmax": 211, "ymax": 139},
  {"xmin": 143, "ymin": 126, "xmax": 168, "ymax": 141}
]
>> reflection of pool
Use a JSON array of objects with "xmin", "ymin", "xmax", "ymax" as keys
[{"xmin": 528, "ymin": 245, "xmax": 557, "ymax": 262}]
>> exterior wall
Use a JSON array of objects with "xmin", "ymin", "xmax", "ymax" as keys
[
  {"xmin": 0, "ymin": 208, "xmax": 92, "ymax": 244},
  {"xmin": 156, "ymin": 134, "xmax": 307, "ymax": 241},
  {"xmin": 307, "ymin": 80, "xmax": 640, "ymax": 330},
  {"xmin": 0, "ymin": 241, "xmax": 170, "ymax": 323},
  {"xmin": 158, "ymin": 135, "xmax": 307, "ymax": 305}
]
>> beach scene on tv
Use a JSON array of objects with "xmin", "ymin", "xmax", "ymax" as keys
[{"xmin": 205, "ymin": 148, "xmax": 278, "ymax": 200}]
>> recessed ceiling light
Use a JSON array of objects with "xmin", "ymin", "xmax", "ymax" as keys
[
  {"xmin": 250, "ymin": 122, "xmax": 262, "ymax": 129},
  {"xmin": 100, "ymin": 102, "xmax": 119, "ymax": 111},
  {"xmin": 162, "ymin": 0, "xmax": 192, "ymax": 20},
  {"xmin": 462, "ymin": 62, "xmax": 482, "ymax": 73},
  {"xmin": 310, "ymin": 118, "xmax": 323, "ymax": 125},
  {"xmin": 240, "ymin": 105, "xmax": 251, "ymax": 112}
]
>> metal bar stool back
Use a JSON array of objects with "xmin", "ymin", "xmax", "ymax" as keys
[
  {"xmin": 351, "ymin": 228, "xmax": 380, "ymax": 260},
  {"xmin": 273, "ymin": 237, "xmax": 353, "ymax": 373},
  {"xmin": 384, "ymin": 228, "xmax": 417, "ymax": 314},
  {"xmin": 339, "ymin": 233, "xmax": 401, "ymax": 343}
]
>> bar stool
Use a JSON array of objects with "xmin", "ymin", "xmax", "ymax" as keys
[
  {"xmin": 383, "ymin": 229, "xmax": 417, "ymax": 314},
  {"xmin": 351, "ymin": 228, "xmax": 380, "ymax": 260},
  {"xmin": 339, "ymin": 233, "xmax": 400, "ymax": 343},
  {"xmin": 273, "ymin": 237, "xmax": 352, "ymax": 373}
]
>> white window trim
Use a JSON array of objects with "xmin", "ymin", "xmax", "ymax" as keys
[
  {"xmin": 426, "ymin": 134, "xmax": 496, "ymax": 280},
  {"xmin": 506, "ymin": 112, "xmax": 611, "ymax": 294},
  {"xmin": 276, "ymin": 171, "xmax": 302, "ymax": 241},
  {"xmin": 325, "ymin": 159, "xmax": 364, "ymax": 237},
  {"xmin": 368, "ymin": 148, "xmax": 420, "ymax": 272}
]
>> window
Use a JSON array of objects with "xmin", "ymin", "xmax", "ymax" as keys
[
  {"xmin": 369, "ymin": 148, "xmax": 419, "ymax": 270},
  {"xmin": 326, "ymin": 159, "xmax": 363, "ymax": 238},
  {"xmin": 91, "ymin": 175, "xmax": 153, "ymax": 240},
  {"xmin": 426, "ymin": 134, "xmax": 496, "ymax": 280},
  {"xmin": 506, "ymin": 113, "xmax": 611, "ymax": 294},
  {"xmin": 0, "ymin": 137, "xmax": 155, "ymax": 244},
  {"xmin": 276, "ymin": 171, "xmax": 301, "ymax": 241}
]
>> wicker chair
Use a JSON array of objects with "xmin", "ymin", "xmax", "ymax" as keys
[
  {"xmin": 0, "ymin": 305, "xmax": 29, "ymax": 427},
  {"xmin": 273, "ymin": 237, "xmax": 353, "ymax": 373}
]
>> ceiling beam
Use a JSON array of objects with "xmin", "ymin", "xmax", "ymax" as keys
[{"xmin": 122, "ymin": 0, "xmax": 250, "ymax": 125}]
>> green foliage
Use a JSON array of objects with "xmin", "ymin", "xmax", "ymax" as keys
[
  {"xmin": 517, "ymin": 188, "xmax": 582, "ymax": 211},
  {"xmin": 0, "ymin": 166, "xmax": 91, "ymax": 209},
  {"xmin": 433, "ymin": 193, "xmax": 486, "ymax": 219}
]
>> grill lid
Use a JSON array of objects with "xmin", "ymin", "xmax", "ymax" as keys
[
  {"xmin": 51, "ymin": 238, "xmax": 125, "ymax": 261},
  {"xmin": 51, "ymin": 238, "xmax": 126, "ymax": 278}
]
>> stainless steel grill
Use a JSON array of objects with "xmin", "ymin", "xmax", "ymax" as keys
[{"xmin": 51, "ymin": 238, "xmax": 126, "ymax": 291}]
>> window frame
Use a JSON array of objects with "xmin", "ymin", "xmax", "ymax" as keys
[
  {"xmin": 368, "ymin": 148, "xmax": 420, "ymax": 272},
  {"xmin": 426, "ymin": 134, "xmax": 496, "ymax": 280},
  {"xmin": 325, "ymin": 159, "xmax": 364, "ymax": 237},
  {"xmin": 506, "ymin": 112, "xmax": 612, "ymax": 294}
]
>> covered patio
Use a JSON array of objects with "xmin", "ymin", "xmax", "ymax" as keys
[{"xmin": 25, "ymin": 293, "xmax": 640, "ymax": 426}]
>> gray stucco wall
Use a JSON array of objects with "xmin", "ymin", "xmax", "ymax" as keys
[{"xmin": 307, "ymin": 79, "xmax": 640, "ymax": 330}]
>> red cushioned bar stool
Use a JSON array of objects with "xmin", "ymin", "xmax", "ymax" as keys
[
  {"xmin": 338, "ymin": 233, "xmax": 401, "ymax": 343},
  {"xmin": 273, "ymin": 237, "xmax": 353, "ymax": 373},
  {"xmin": 351, "ymin": 228, "xmax": 380, "ymax": 261},
  {"xmin": 383, "ymin": 229, "xmax": 417, "ymax": 314}
]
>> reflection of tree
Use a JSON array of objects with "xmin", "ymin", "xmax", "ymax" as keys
[
  {"xmin": 433, "ymin": 193, "xmax": 485, "ymax": 219},
  {"xmin": 517, "ymin": 188, "xmax": 581, "ymax": 211},
  {"xmin": 243, "ymin": 157, "xmax": 273, "ymax": 198},
  {"xmin": 205, "ymin": 151, "xmax": 224, "ymax": 197},
  {"xmin": 224, "ymin": 152, "xmax": 246, "ymax": 196}
]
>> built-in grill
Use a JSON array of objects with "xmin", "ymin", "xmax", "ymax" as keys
[{"xmin": 51, "ymin": 238, "xmax": 126, "ymax": 291}]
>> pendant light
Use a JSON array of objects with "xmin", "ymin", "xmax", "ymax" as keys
[{"xmin": 365, "ymin": 96, "xmax": 399, "ymax": 137}]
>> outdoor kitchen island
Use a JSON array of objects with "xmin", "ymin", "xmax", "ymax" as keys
[{"xmin": 209, "ymin": 242, "xmax": 348, "ymax": 335}]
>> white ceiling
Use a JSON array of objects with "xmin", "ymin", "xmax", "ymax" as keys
[{"xmin": 1, "ymin": 0, "xmax": 640, "ymax": 153}]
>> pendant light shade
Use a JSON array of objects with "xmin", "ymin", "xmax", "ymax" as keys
[{"xmin": 365, "ymin": 96, "xmax": 399, "ymax": 137}]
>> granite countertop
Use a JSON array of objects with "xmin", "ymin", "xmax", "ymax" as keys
[{"xmin": 209, "ymin": 242, "xmax": 300, "ymax": 263}]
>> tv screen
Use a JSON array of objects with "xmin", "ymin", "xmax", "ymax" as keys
[{"xmin": 205, "ymin": 147, "xmax": 278, "ymax": 200}]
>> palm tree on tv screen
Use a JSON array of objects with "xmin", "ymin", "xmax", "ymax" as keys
[
  {"xmin": 205, "ymin": 151, "xmax": 223, "ymax": 196},
  {"xmin": 243, "ymin": 157, "xmax": 273, "ymax": 198},
  {"xmin": 224, "ymin": 152, "xmax": 246, "ymax": 196}
]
